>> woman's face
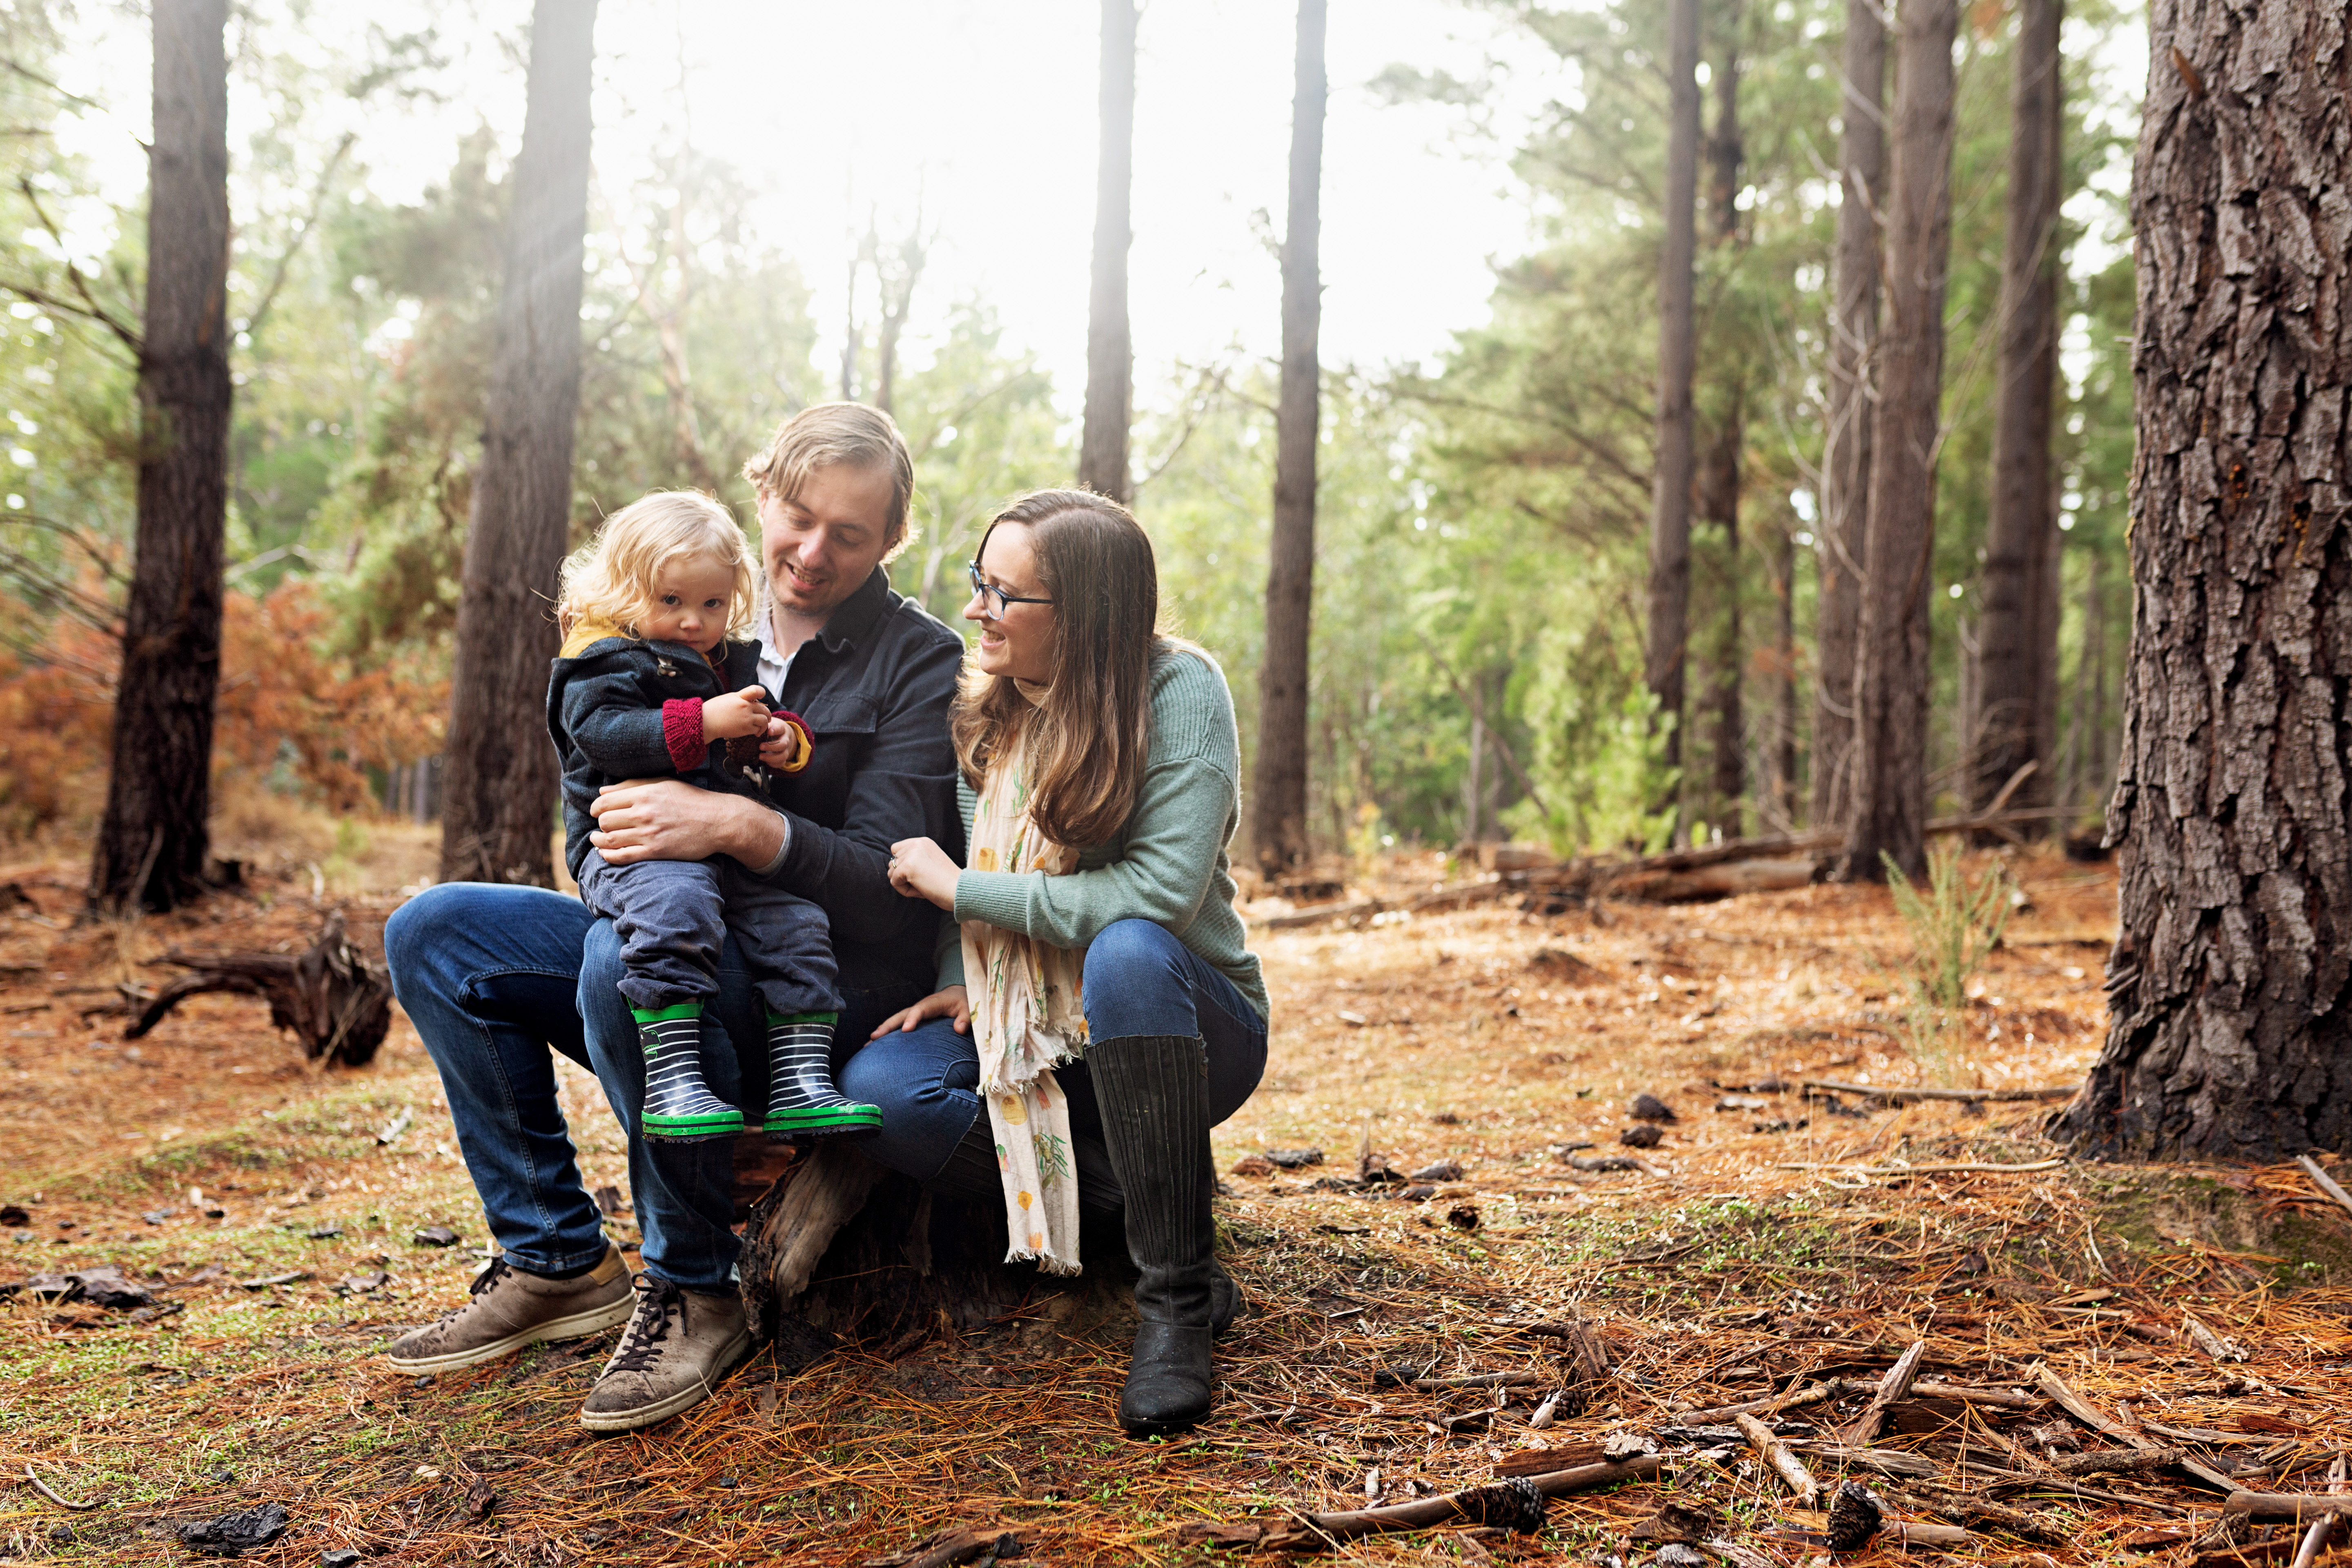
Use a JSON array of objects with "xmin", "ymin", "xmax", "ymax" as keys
[{"xmin": 966, "ymin": 523, "xmax": 1056, "ymax": 685}]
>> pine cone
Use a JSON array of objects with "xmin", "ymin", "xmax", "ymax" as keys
[{"xmin": 1826, "ymin": 1481, "xmax": 1884, "ymax": 1553}]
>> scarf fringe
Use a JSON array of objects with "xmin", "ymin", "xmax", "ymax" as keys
[{"xmin": 1003, "ymin": 1243, "xmax": 1084, "ymax": 1277}]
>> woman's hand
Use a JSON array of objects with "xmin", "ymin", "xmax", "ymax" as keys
[
  {"xmin": 592, "ymin": 778, "xmax": 780, "ymax": 866},
  {"xmin": 870, "ymin": 985, "xmax": 971, "ymax": 1038},
  {"xmin": 701, "ymin": 686, "xmax": 772, "ymax": 742},
  {"xmin": 886, "ymin": 836, "xmax": 960, "ymax": 911}
]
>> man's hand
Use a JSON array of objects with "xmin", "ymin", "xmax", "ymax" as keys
[
  {"xmin": 870, "ymin": 985, "xmax": 971, "ymax": 1038},
  {"xmin": 701, "ymin": 686, "xmax": 772, "ymax": 742},
  {"xmin": 591, "ymin": 777, "xmax": 782, "ymax": 867},
  {"xmin": 886, "ymin": 836, "xmax": 961, "ymax": 911}
]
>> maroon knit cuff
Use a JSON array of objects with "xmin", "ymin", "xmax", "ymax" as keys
[{"xmin": 661, "ymin": 699, "xmax": 705, "ymax": 773}]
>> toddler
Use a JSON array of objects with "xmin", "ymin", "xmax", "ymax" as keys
[{"xmin": 547, "ymin": 490, "xmax": 880, "ymax": 1143}]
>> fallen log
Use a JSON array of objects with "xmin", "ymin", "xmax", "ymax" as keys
[
  {"xmin": 1251, "ymin": 808, "xmax": 2078, "ymax": 929},
  {"xmin": 1797, "ymin": 1080, "xmax": 2079, "ymax": 1105},
  {"xmin": 124, "ymin": 910, "xmax": 389, "ymax": 1066}
]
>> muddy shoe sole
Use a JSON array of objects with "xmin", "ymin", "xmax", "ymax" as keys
[
  {"xmin": 384, "ymin": 1294, "xmax": 637, "ymax": 1375},
  {"xmin": 576, "ymin": 1325, "xmax": 752, "ymax": 1433}
]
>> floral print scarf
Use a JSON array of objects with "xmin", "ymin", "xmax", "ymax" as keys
[{"xmin": 961, "ymin": 714, "xmax": 1089, "ymax": 1274}]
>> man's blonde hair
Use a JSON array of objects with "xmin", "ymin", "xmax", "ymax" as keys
[
  {"xmin": 557, "ymin": 491, "xmax": 758, "ymax": 642},
  {"xmin": 742, "ymin": 402, "xmax": 916, "ymax": 561}
]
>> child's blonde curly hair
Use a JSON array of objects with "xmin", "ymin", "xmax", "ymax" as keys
[{"xmin": 557, "ymin": 490, "xmax": 759, "ymax": 643}]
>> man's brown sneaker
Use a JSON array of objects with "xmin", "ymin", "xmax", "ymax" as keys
[
  {"xmin": 384, "ymin": 1248, "xmax": 633, "ymax": 1374},
  {"xmin": 578, "ymin": 1274, "xmax": 750, "ymax": 1433}
]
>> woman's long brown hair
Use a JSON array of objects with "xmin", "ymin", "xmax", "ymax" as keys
[{"xmin": 952, "ymin": 489, "xmax": 1173, "ymax": 849}]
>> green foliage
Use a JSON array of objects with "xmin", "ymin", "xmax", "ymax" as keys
[
  {"xmin": 1883, "ymin": 843, "xmax": 2012, "ymax": 1082},
  {"xmin": 1885, "ymin": 844, "xmax": 2012, "ymax": 1013}
]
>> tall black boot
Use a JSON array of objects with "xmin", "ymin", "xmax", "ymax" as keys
[
  {"xmin": 1071, "ymin": 1131, "xmax": 1241, "ymax": 1335},
  {"xmin": 1088, "ymin": 1033, "xmax": 1216, "ymax": 1437}
]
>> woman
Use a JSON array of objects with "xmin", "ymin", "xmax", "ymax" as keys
[{"xmin": 845, "ymin": 488, "xmax": 1268, "ymax": 1437}]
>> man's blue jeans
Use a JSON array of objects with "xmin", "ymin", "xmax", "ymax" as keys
[
  {"xmin": 839, "ymin": 918, "xmax": 1269, "ymax": 1192},
  {"xmin": 383, "ymin": 883, "xmax": 920, "ymax": 1294}
]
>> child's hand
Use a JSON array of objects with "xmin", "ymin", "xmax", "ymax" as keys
[
  {"xmin": 760, "ymin": 711, "xmax": 814, "ymax": 773},
  {"xmin": 701, "ymin": 686, "xmax": 772, "ymax": 742}
]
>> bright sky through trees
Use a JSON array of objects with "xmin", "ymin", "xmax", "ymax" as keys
[{"xmin": 41, "ymin": 0, "xmax": 1555, "ymax": 408}]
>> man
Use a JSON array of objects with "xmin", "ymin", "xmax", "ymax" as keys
[{"xmin": 382, "ymin": 403, "xmax": 964, "ymax": 1431}]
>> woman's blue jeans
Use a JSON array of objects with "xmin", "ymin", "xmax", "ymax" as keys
[
  {"xmin": 383, "ymin": 882, "xmax": 922, "ymax": 1294},
  {"xmin": 839, "ymin": 918, "xmax": 1269, "ymax": 1197}
]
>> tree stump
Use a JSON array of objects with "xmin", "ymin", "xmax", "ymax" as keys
[
  {"xmin": 123, "ymin": 910, "xmax": 391, "ymax": 1067},
  {"xmin": 739, "ymin": 1141, "xmax": 1134, "ymax": 1368}
]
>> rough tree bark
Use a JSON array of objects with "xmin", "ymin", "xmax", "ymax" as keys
[
  {"xmin": 1252, "ymin": 0, "xmax": 1326, "ymax": 878},
  {"xmin": 438, "ymin": 0, "xmax": 597, "ymax": 888},
  {"xmin": 1771, "ymin": 514, "xmax": 1799, "ymax": 827},
  {"xmin": 2056, "ymin": 0, "xmax": 2352, "ymax": 1161},
  {"xmin": 1078, "ymin": 0, "xmax": 1137, "ymax": 503},
  {"xmin": 1645, "ymin": 0, "xmax": 1701, "ymax": 795},
  {"xmin": 1700, "ymin": 23, "xmax": 1746, "ymax": 834},
  {"xmin": 88, "ymin": 0, "xmax": 231, "ymax": 914},
  {"xmin": 1973, "ymin": 0, "xmax": 2065, "ymax": 819},
  {"xmin": 1842, "ymin": 0, "xmax": 1957, "ymax": 884},
  {"xmin": 1811, "ymin": 0, "xmax": 1886, "ymax": 831}
]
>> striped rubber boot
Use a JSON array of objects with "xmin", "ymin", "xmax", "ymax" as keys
[
  {"xmin": 761, "ymin": 1012, "xmax": 882, "ymax": 1139},
  {"xmin": 635, "ymin": 1004, "xmax": 746, "ymax": 1143}
]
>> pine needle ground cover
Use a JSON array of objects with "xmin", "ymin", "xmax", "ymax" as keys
[{"xmin": 4, "ymin": 853, "xmax": 2350, "ymax": 1566}]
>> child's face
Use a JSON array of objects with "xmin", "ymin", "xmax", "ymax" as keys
[{"xmin": 636, "ymin": 553, "xmax": 737, "ymax": 653}]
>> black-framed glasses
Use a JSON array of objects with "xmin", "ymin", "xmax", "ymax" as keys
[{"xmin": 967, "ymin": 561, "xmax": 1054, "ymax": 621}]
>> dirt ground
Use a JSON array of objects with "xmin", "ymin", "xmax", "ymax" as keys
[{"xmin": 4, "ymin": 842, "xmax": 2350, "ymax": 1566}]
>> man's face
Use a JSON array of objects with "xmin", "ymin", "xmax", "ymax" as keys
[{"xmin": 756, "ymin": 462, "xmax": 900, "ymax": 628}]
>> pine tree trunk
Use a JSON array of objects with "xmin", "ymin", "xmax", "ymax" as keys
[
  {"xmin": 1252, "ymin": 0, "xmax": 1326, "ymax": 878},
  {"xmin": 1811, "ymin": 0, "xmax": 1886, "ymax": 831},
  {"xmin": 1700, "ymin": 412, "xmax": 1744, "ymax": 833},
  {"xmin": 1972, "ymin": 0, "xmax": 2064, "ymax": 820},
  {"xmin": 1772, "ymin": 514, "xmax": 1799, "ymax": 828},
  {"xmin": 1078, "ymin": 0, "xmax": 1137, "ymax": 504},
  {"xmin": 1701, "ymin": 29, "xmax": 1746, "ymax": 835},
  {"xmin": 1842, "ymin": 0, "xmax": 1956, "ymax": 884},
  {"xmin": 1645, "ymin": 0, "xmax": 1701, "ymax": 793},
  {"xmin": 2056, "ymin": 0, "xmax": 2352, "ymax": 1161},
  {"xmin": 88, "ymin": 0, "xmax": 232, "ymax": 915},
  {"xmin": 438, "ymin": 0, "xmax": 598, "ymax": 888}
]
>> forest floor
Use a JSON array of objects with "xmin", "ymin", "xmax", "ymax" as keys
[{"xmin": 4, "ymin": 840, "xmax": 2352, "ymax": 1567}]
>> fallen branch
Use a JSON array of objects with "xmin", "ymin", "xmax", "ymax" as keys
[
  {"xmin": 1907, "ymin": 1380, "xmax": 2042, "ymax": 1411},
  {"xmin": 1777, "ymin": 1158, "xmax": 2067, "ymax": 1176},
  {"xmin": 2226, "ymin": 1493, "xmax": 2352, "ymax": 1523},
  {"xmin": 1889, "ymin": 1523, "xmax": 1973, "ymax": 1548},
  {"xmin": 1797, "ymin": 1080, "xmax": 2079, "ymax": 1105},
  {"xmin": 1843, "ymin": 1340, "xmax": 1927, "ymax": 1446},
  {"xmin": 2046, "ymin": 1446, "xmax": 2185, "ymax": 1477},
  {"xmin": 23, "ymin": 1465, "xmax": 103, "ymax": 1510},
  {"xmin": 1735, "ymin": 1412, "xmax": 1819, "ymax": 1506},
  {"xmin": 1261, "ymin": 1456, "xmax": 1664, "ymax": 1549},
  {"xmin": 1790, "ymin": 1444, "xmax": 1938, "ymax": 1479},
  {"xmin": 2297, "ymin": 1154, "xmax": 2352, "ymax": 1223},
  {"xmin": 2032, "ymin": 1365, "xmax": 2237, "ymax": 1493},
  {"xmin": 1675, "ymin": 1381, "xmax": 1840, "ymax": 1424},
  {"xmin": 125, "ymin": 911, "xmax": 390, "ymax": 1067}
]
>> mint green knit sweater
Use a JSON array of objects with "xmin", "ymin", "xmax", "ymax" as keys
[{"xmin": 933, "ymin": 648, "xmax": 1269, "ymax": 1021}]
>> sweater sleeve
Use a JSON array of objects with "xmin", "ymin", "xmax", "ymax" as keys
[{"xmin": 951, "ymin": 753, "xmax": 1235, "ymax": 948}]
